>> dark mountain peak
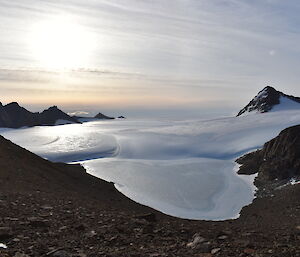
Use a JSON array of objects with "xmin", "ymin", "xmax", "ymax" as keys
[
  {"xmin": 6, "ymin": 102, "xmax": 20, "ymax": 106},
  {"xmin": 48, "ymin": 105, "xmax": 59, "ymax": 110},
  {"xmin": 39, "ymin": 106, "xmax": 80, "ymax": 125},
  {"xmin": 42, "ymin": 106, "xmax": 63, "ymax": 114},
  {"xmin": 94, "ymin": 112, "xmax": 115, "ymax": 120},
  {"xmin": 5, "ymin": 102, "xmax": 22, "ymax": 109},
  {"xmin": 237, "ymin": 86, "xmax": 300, "ymax": 116}
]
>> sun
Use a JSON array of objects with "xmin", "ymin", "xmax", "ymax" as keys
[{"xmin": 29, "ymin": 16, "xmax": 96, "ymax": 70}]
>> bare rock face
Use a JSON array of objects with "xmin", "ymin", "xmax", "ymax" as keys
[
  {"xmin": 237, "ymin": 86, "xmax": 300, "ymax": 116},
  {"xmin": 237, "ymin": 124, "xmax": 300, "ymax": 182}
]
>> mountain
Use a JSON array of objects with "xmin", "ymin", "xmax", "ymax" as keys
[
  {"xmin": 39, "ymin": 106, "xmax": 79, "ymax": 125},
  {"xmin": 237, "ymin": 86, "xmax": 300, "ymax": 116},
  {"xmin": 0, "ymin": 102, "xmax": 40, "ymax": 128},
  {"xmin": 0, "ymin": 103, "xmax": 80, "ymax": 128},
  {"xmin": 94, "ymin": 112, "xmax": 115, "ymax": 119}
]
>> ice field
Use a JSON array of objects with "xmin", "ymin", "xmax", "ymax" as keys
[{"xmin": 1, "ymin": 109, "xmax": 300, "ymax": 220}]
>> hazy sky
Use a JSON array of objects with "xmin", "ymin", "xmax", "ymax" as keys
[{"xmin": 1, "ymin": 0, "xmax": 300, "ymax": 118}]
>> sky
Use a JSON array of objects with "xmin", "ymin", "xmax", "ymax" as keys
[{"xmin": 0, "ymin": 0, "xmax": 300, "ymax": 118}]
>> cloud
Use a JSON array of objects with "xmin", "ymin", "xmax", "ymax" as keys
[
  {"xmin": 67, "ymin": 111, "xmax": 90, "ymax": 116},
  {"xmin": 0, "ymin": 0, "xmax": 300, "ymax": 115}
]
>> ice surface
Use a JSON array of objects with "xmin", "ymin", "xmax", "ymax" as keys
[
  {"xmin": 1, "ymin": 109, "xmax": 300, "ymax": 220},
  {"xmin": 84, "ymin": 158, "xmax": 254, "ymax": 220}
]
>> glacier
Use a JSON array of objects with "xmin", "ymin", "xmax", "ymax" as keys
[{"xmin": 0, "ymin": 109, "xmax": 300, "ymax": 220}]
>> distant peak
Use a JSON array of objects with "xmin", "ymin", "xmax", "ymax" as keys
[
  {"xmin": 94, "ymin": 112, "xmax": 115, "ymax": 119},
  {"xmin": 43, "ymin": 106, "xmax": 61, "ymax": 112},
  {"xmin": 48, "ymin": 105, "xmax": 59, "ymax": 110},
  {"xmin": 237, "ymin": 86, "xmax": 300, "ymax": 116},
  {"xmin": 7, "ymin": 102, "xmax": 20, "ymax": 107}
]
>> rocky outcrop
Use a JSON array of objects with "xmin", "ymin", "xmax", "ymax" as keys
[
  {"xmin": 94, "ymin": 112, "xmax": 115, "ymax": 119},
  {"xmin": 237, "ymin": 124, "xmax": 300, "ymax": 187},
  {"xmin": 237, "ymin": 86, "xmax": 300, "ymax": 116},
  {"xmin": 0, "ymin": 103, "xmax": 80, "ymax": 128}
]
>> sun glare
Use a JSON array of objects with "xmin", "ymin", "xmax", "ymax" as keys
[{"xmin": 29, "ymin": 16, "xmax": 96, "ymax": 70}]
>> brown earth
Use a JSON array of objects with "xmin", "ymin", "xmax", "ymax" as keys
[{"xmin": 0, "ymin": 135, "xmax": 299, "ymax": 257}]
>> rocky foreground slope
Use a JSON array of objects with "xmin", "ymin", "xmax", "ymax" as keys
[{"xmin": 0, "ymin": 131, "xmax": 299, "ymax": 256}]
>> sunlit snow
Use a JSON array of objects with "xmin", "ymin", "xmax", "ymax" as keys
[
  {"xmin": 0, "ymin": 243, "xmax": 7, "ymax": 249},
  {"xmin": 1, "ymin": 109, "xmax": 300, "ymax": 220}
]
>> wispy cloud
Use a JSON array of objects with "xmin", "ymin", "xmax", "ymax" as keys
[{"xmin": 0, "ymin": 0, "xmax": 300, "ymax": 116}]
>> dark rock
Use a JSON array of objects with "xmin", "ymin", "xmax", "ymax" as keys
[
  {"xmin": 27, "ymin": 217, "xmax": 48, "ymax": 228},
  {"xmin": 134, "ymin": 213, "xmax": 157, "ymax": 222},
  {"xmin": 75, "ymin": 224, "xmax": 86, "ymax": 231},
  {"xmin": 0, "ymin": 226, "xmax": 12, "ymax": 240},
  {"xmin": 237, "ymin": 125, "xmax": 300, "ymax": 181},
  {"xmin": 38, "ymin": 106, "xmax": 80, "ymax": 125},
  {"xmin": 94, "ymin": 112, "xmax": 115, "ymax": 120},
  {"xmin": 52, "ymin": 250, "xmax": 71, "ymax": 257},
  {"xmin": 0, "ymin": 103, "xmax": 80, "ymax": 128},
  {"xmin": 13, "ymin": 253, "xmax": 30, "ymax": 257}
]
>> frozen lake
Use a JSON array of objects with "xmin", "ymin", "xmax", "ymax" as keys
[{"xmin": 1, "ymin": 109, "xmax": 300, "ymax": 220}]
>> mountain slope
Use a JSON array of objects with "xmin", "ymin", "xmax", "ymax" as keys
[{"xmin": 237, "ymin": 86, "xmax": 300, "ymax": 116}]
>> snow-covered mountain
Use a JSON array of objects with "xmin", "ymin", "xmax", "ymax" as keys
[{"xmin": 237, "ymin": 86, "xmax": 300, "ymax": 116}]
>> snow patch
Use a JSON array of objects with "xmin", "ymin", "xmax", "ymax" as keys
[
  {"xmin": 271, "ymin": 96, "xmax": 300, "ymax": 112},
  {"xmin": 0, "ymin": 243, "xmax": 7, "ymax": 249}
]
